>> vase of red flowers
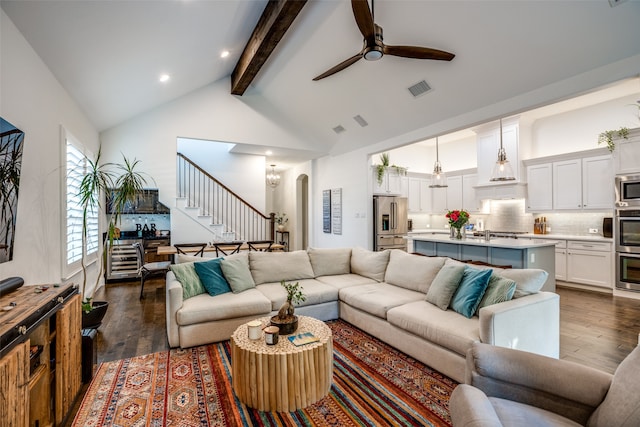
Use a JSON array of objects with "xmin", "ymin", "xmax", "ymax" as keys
[{"xmin": 446, "ymin": 209, "xmax": 470, "ymax": 240}]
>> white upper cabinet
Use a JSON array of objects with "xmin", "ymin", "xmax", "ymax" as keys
[
  {"xmin": 408, "ymin": 177, "xmax": 431, "ymax": 212},
  {"xmin": 526, "ymin": 163, "xmax": 553, "ymax": 211},
  {"xmin": 446, "ymin": 175, "xmax": 463, "ymax": 210},
  {"xmin": 613, "ymin": 128, "xmax": 640, "ymax": 175},
  {"xmin": 582, "ymin": 155, "xmax": 613, "ymax": 209},
  {"xmin": 476, "ymin": 121, "xmax": 519, "ymax": 185},
  {"xmin": 547, "ymin": 153, "xmax": 613, "ymax": 211},
  {"xmin": 553, "ymin": 159, "xmax": 583, "ymax": 210},
  {"xmin": 431, "ymin": 187, "xmax": 447, "ymax": 214},
  {"xmin": 462, "ymin": 174, "xmax": 482, "ymax": 213},
  {"xmin": 373, "ymin": 168, "xmax": 407, "ymax": 196}
]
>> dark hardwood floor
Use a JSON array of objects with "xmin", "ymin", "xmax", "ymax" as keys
[{"xmin": 90, "ymin": 277, "xmax": 640, "ymax": 373}]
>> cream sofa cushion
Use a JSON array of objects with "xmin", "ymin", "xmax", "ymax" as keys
[
  {"xmin": 307, "ymin": 247, "xmax": 352, "ymax": 276},
  {"xmin": 350, "ymin": 247, "xmax": 390, "ymax": 282},
  {"xmin": 256, "ymin": 278, "xmax": 339, "ymax": 311},
  {"xmin": 500, "ymin": 269, "xmax": 548, "ymax": 298},
  {"xmin": 339, "ymin": 283, "xmax": 424, "ymax": 319},
  {"xmin": 315, "ymin": 273, "xmax": 378, "ymax": 290},
  {"xmin": 249, "ymin": 250, "xmax": 315, "ymax": 285},
  {"xmin": 384, "ymin": 250, "xmax": 446, "ymax": 293},
  {"xmin": 386, "ymin": 300, "xmax": 480, "ymax": 356},
  {"xmin": 176, "ymin": 288, "xmax": 271, "ymax": 325}
]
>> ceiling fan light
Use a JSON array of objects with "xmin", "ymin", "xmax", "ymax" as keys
[{"xmin": 364, "ymin": 45, "xmax": 383, "ymax": 61}]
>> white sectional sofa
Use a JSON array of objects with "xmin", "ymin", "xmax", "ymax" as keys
[{"xmin": 166, "ymin": 247, "xmax": 559, "ymax": 382}]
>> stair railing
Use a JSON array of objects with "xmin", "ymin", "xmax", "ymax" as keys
[{"xmin": 177, "ymin": 153, "xmax": 275, "ymax": 242}]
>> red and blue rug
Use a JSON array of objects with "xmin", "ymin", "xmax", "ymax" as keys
[{"xmin": 73, "ymin": 320, "xmax": 457, "ymax": 426}]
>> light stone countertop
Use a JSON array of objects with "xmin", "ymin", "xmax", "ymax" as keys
[
  {"xmin": 410, "ymin": 234, "xmax": 557, "ymax": 249},
  {"xmin": 407, "ymin": 230, "xmax": 612, "ymax": 242}
]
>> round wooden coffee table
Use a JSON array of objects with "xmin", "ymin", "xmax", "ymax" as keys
[{"xmin": 230, "ymin": 315, "xmax": 333, "ymax": 412}]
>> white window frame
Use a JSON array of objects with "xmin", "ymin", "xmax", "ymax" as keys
[{"xmin": 61, "ymin": 127, "xmax": 99, "ymax": 280}]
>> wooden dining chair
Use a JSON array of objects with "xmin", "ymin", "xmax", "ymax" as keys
[
  {"xmin": 212, "ymin": 241, "xmax": 243, "ymax": 257},
  {"xmin": 174, "ymin": 243, "xmax": 207, "ymax": 257},
  {"xmin": 133, "ymin": 243, "xmax": 172, "ymax": 299},
  {"xmin": 246, "ymin": 240, "xmax": 274, "ymax": 252}
]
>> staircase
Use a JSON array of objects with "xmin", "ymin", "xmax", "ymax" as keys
[{"xmin": 176, "ymin": 153, "xmax": 274, "ymax": 242}]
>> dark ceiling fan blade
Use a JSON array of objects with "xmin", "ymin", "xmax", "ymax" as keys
[
  {"xmin": 312, "ymin": 53, "xmax": 363, "ymax": 81},
  {"xmin": 351, "ymin": 0, "xmax": 375, "ymax": 42},
  {"xmin": 383, "ymin": 44, "xmax": 455, "ymax": 61}
]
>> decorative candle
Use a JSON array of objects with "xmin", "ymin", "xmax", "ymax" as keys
[
  {"xmin": 247, "ymin": 320, "xmax": 262, "ymax": 340},
  {"xmin": 264, "ymin": 326, "xmax": 279, "ymax": 345}
]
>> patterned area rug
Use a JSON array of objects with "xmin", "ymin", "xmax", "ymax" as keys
[{"xmin": 73, "ymin": 320, "xmax": 457, "ymax": 426}]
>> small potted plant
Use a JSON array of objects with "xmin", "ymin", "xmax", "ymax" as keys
[
  {"xmin": 270, "ymin": 280, "xmax": 306, "ymax": 335},
  {"xmin": 275, "ymin": 212, "xmax": 288, "ymax": 231}
]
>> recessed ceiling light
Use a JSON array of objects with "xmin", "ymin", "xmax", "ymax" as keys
[
  {"xmin": 220, "ymin": 50, "xmax": 230, "ymax": 58},
  {"xmin": 265, "ymin": 150, "xmax": 273, "ymax": 156},
  {"xmin": 159, "ymin": 74, "xmax": 170, "ymax": 83}
]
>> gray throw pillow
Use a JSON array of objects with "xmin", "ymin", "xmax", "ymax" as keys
[
  {"xmin": 170, "ymin": 262, "xmax": 206, "ymax": 299},
  {"xmin": 425, "ymin": 264, "xmax": 465, "ymax": 310},
  {"xmin": 476, "ymin": 274, "xmax": 517, "ymax": 314},
  {"xmin": 220, "ymin": 253, "xmax": 255, "ymax": 293}
]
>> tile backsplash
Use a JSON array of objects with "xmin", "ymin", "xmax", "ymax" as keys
[{"xmin": 409, "ymin": 199, "xmax": 612, "ymax": 236}]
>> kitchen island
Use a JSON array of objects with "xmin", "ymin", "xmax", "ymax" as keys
[{"xmin": 409, "ymin": 234, "xmax": 556, "ymax": 292}]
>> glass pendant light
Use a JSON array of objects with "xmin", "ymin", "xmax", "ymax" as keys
[
  {"xmin": 266, "ymin": 164, "xmax": 281, "ymax": 189},
  {"xmin": 490, "ymin": 119, "xmax": 516, "ymax": 181},
  {"xmin": 429, "ymin": 137, "xmax": 448, "ymax": 188}
]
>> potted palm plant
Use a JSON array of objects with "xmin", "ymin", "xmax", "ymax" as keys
[{"xmin": 79, "ymin": 148, "xmax": 149, "ymax": 328}]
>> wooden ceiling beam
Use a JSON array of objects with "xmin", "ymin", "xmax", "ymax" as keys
[{"xmin": 231, "ymin": 0, "xmax": 307, "ymax": 96}]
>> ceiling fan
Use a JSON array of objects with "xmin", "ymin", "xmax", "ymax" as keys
[{"xmin": 313, "ymin": 0, "xmax": 455, "ymax": 81}]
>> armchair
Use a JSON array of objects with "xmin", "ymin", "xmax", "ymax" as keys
[{"xmin": 450, "ymin": 342, "xmax": 640, "ymax": 427}]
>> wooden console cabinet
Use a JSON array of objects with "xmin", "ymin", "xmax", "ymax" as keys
[{"xmin": 0, "ymin": 283, "xmax": 81, "ymax": 426}]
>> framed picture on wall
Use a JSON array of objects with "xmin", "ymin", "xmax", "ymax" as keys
[
  {"xmin": 0, "ymin": 118, "xmax": 25, "ymax": 264},
  {"xmin": 331, "ymin": 188, "xmax": 342, "ymax": 235},
  {"xmin": 322, "ymin": 190, "xmax": 331, "ymax": 233}
]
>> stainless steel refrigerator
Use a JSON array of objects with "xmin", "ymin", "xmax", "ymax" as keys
[{"xmin": 373, "ymin": 196, "xmax": 408, "ymax": 251}]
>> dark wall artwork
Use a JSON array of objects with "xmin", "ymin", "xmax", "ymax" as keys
[{"xmin": 0, "ymin": 118, "xmax": 24, "ymax": 264}]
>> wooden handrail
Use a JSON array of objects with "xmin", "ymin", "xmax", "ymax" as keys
[{"xmin": 177, "ymin": 153, "xmax": 275, "ymax": 241}]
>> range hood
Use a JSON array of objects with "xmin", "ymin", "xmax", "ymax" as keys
[{"xmin": 106, "ymin": 188, "xmax": 171, "ymax": 214}]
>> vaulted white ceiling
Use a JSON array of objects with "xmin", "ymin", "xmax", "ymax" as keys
[{"xmin": 3, "ymin": 0, "xmax": 640, "ymax": 164}]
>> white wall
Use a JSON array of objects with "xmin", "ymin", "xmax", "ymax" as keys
[
  {"xmin": 177, "ymin": 138, "xmax": 266, "ymax": 210},
  {"xmin": 0, "ymin": 11, "xmax": 100, "ymax": 290}
]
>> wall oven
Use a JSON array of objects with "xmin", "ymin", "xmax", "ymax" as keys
[
  {"xmin": 615, "ymin": 174, "xmax": 640, "ymax": 208},
  {"xmin": 615, "ymin": 209, "xmax": 640, "ymax": 291}
]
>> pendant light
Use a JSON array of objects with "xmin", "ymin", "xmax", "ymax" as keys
[
  {"xmin": 266, "ymin": 164, "xmax": 281, "ymax": 189},
  {"xmin": 429, "ymin": 137, "xmax": 448, "ymax": 188},
  {"xmin": 490, "ymin": 119, "xmax": 516, "ymax": 181}
]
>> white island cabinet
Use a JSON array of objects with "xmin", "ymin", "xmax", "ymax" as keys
[{"xmin": 410, "ymin": 235, "xmax": 556, "ymax": 292}]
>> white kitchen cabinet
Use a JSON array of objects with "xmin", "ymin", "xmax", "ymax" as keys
[
  {"xmin": 408, "ymin": 178, "xmax": 431, "ymax": 212},
  {"xmin": 526, "ymin": 163, "xmax": 553, "ymax": 211},
  {"xmin": 373, "ymin": 169, "xmax": 407, "ymax": 196},
  {"xmin": 446, "ymin": 175, "xmax": 463, "ymax": 210},
  {"xmin": 462, "ymin": 174, "xmax": 482, "ymax": 213},
  {"xmin": 614, "ymin": 128, "xmax": 640, "ymax": 175},
  {"xmin": 582, "ymin": 155, "xmax": 613, "ymax": 209},
  {"xmin": 555, "ymin": 248, "xmax": 567, "ymax": 281},
  {"xmin": 431, "ymin": 187, "xmax": 447, "ymax": 214},
  {"xmin": 566, "ymin": 240, "xmax": 612, "ymax": 288},
  {"xmin": 552, "ymin": 155, "xmax": 613, "ymax": 210},
  {"xmin": 476, "ymin": 122, "xmax": 519, "ymax": 185},
  {"xmin": 553, "ymin": 159, "xmax": 582, "ymax": 210}
]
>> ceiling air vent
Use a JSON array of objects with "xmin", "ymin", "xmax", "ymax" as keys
[
  {"xmin": 332, "ymin": 125, "xmax": 346, "ymax": 134},
  {"xmin": 353, "ymin": 115, "xmax": 368, "ymax": 127},
  {"xmin": 408, "ymin": 80, "xmax": 431, "ymax": 98}
]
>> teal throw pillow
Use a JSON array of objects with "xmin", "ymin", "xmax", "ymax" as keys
[
  {"xmin": 170, "ymin": 262, "xmax": 206, "ymax": 299},
  {"xmin": 476, "ymin": 274, "xmax": 517, "ymax": 314},
  {"xmin": 193, "ymin": 258, "xmax": 232, "ymax": 297},
  {"xmin": 426, "ymin": 264, "xmax": 465, "ymax": 310},
  {"xmin": 450, "ymin": 266, "xmax": 493, "ymax": 318},
  {"xmin": 220, "ymin": 256, "xmax": 256, "ymax": 293}
]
